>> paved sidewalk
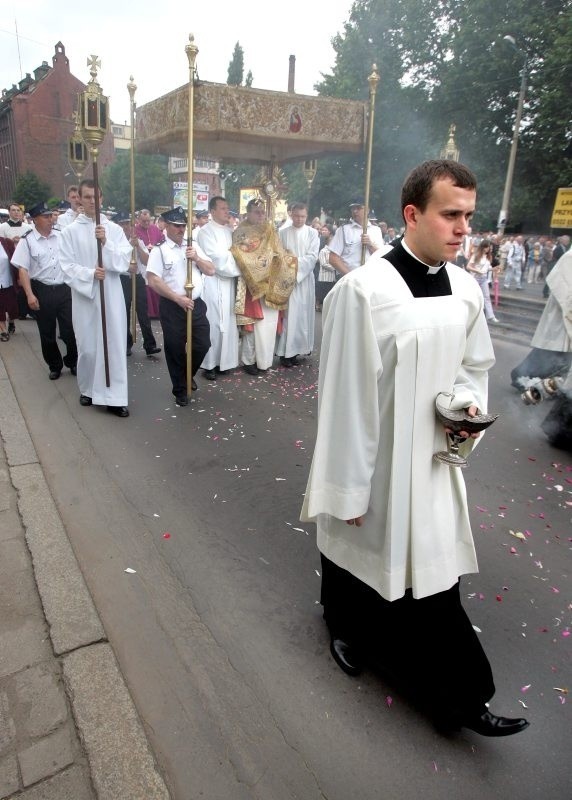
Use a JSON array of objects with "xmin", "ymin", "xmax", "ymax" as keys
[{"xmin": 0, "ymin": 355, "xmax": 171, "ymax": 799}]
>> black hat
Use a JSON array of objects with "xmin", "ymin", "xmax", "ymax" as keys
[
  {"xmin": 57, "ymin": 200, "xmax": 71, "ymax": 211},
  {"xmin": 161, "ymin": 206, "xmax": 187, "ymax": 225},
  {"xmin": 114, "ymin": 210, "xmax": 131, "ymax": 223},
  {"xmin": 349, "ymin": 198, "xmax": 365, "ymax": 208},
  {"xmin": 28, "ymin": 201, "xmax": 53, "ymax": 218}
]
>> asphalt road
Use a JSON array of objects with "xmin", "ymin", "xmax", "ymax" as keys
[{"xmin": 3, "ymin": 315, "xmax": 571, "ymax": 800}]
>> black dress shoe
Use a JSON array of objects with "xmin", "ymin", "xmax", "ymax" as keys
[
  {"xmin": 79, "ymin": 394, "xmax": 92, "ymax": 406},
  {"xmin": 174, "ymin": 395, "xmax": 188, "ymax": 407},
  {"xmin": 145, "ymin": 346, "xmax": 162, "ymax": 355},
  {"xmin": 280, "ymin": 356, "xmax": 293, "ymax": 368},
  {"xmin": 463, "ymin": 710, "xmax": 530, "ymax": 737},
  {"xmin": 70, "ymin": 366, "xmax": 77, "ymax": 376},
  {"xmin": 243, "ymin": 364, "xmax": 259, "ymax": 376},
  {"xmin": 107, "ymin": 405, "xmax": 130, "ymax": 417},
  {"xmin": 203, "ymin": 369, "xmax": 217, "ymax": 381},
  {"xmin": 8, "ymin": 322, "xmax": 16, "ymax": 333},
  {"xmin": 330, "ymin": 638, "xmax": 363, "ymax": 677},
  {"xmin": 191, "ymin": 378, "xmax": 198, "ymax": 391},
  {"xmin": 49, "ymin": 370, "xmax": 61, "ymax": 380}
]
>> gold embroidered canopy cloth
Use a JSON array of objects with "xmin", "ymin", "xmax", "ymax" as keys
[{"xmin": 135, "ymin": 81, "xmax": 366, "ymax": 164}]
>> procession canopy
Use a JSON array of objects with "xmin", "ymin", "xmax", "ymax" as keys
[{"xmin": 136, "ymin": 81, "xmax": 366, "ymax": 164}]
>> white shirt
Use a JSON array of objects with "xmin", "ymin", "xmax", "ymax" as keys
[
  {"xmin": 328, "ymin": 220, "xmax": 385, "ymax": 270},
  {"xmin": 146, "ymin": 236, "xmax": 205, "ymax": 300},
  {"xmin": 12, "ymin": 227, "xmax": 66, "ymax": 284}
]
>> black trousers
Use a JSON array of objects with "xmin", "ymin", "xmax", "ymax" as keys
[
  {"xmin": 159, "ymin": 296, "xmax": 210, "ymax": 398},
  {"xmin": 120, "ymin": 273, "xmax": 157, "ymax": 351},
  {"xmin": 320, "ymin": 554, "xmax": 495, "ymax": 727},
  {"xmin": 30, "ymin": 280, "xmax": 77, "ymax": 372}
]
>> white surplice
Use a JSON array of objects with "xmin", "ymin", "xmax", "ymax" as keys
[
  {"xmin": 59, "ymin": 215, "xmax": 131, "ymax": 406},
  {"xmin": 276, "ymin": 224, "xmax": 319, "ymax": 358},
  {"xmin": 301, "ymin": 256, "xmax": 495, "ymax": 601},
  {"xmin": 196, "ymin": 220, "xmax": 241, "ymax": 371}
]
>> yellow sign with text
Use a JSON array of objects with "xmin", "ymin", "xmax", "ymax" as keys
[{"xmin": 551, "ymin": 187, "xmax": 572, "ymax": 228}]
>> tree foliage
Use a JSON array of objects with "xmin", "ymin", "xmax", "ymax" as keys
[
  {"xmin": 227, "ymin": 42, "xmax": 245, "ymax": 86},
  {"xmin": 100, "ymin": 152, "xmax": 171, "ymax": 212},
  {"xmin": 12, "ymin": 171, "xmax": 51, "ymax": 210},
  {"xmin": 315, "ymin": 0, "xmax": 572, "ymax": 231}
]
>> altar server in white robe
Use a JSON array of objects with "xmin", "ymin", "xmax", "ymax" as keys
[
  {"xmin": 276, "ymin": 202, "xmax": 319, "ymax": 367},
  {"xmin": 196, "ymin": 196, "xmax": 240, "ymax": 379},
  {"xmin": 301, "ymin": 160, "xmax": 529, "ymax": 738},
  {"xmin": 59, "ymin": 179, "xmax": 132, "ymax": 417}
]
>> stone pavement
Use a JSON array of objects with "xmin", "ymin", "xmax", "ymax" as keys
[{"xmin": 0, "ymin": 356, "xmax": 171, "ymax": 799}]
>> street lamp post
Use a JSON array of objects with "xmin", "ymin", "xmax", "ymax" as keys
[{"xmin": 497, "ymin": 36, "xmax": 528, "ymax": 237}]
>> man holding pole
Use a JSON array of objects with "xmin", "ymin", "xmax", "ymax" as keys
[
  {"xmin": 328, "ymin": 200, "xmax": 387, "ymax": 276},
  {"xmin": 59, "ymin": 179, "xmax": 132, "ymax": 417},
  {"xmin": 146, "ymin": 206, "xmax": 214, "ymax": 406}
]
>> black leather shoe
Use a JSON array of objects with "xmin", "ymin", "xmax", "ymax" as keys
[
  {"xmin": 49, "ymin": 370, "xmax": 61, "ymax": 380},
  {"xmin": 8, "ymin": 322, "xmax": 16, "ymax": 333},
  {"xmin": 126, "ymin": 348, "xmax": 132, "ymax": 356},
  {"xmin": 203, "ymin": 369, "xmax": 217, "ymax": 381},
  {"xmin": 145, "ymin": 346, "xmax": 162, "ymax": 355},
  {"xmin": 107, "ymin": 405, "xmax": 130, "ymax": 417},
  {"xmin": 280, "ymin": 356, "xmax": 293, "ymax": 368},
  {"xmin": 243, "ymin": 364, "xmax": 259, "ymax": 376},
  {"xmin": 191, "ymin": 378, "xmax": 198, "ymax": 391},
  {"xmin": 175, "ymin": 395, "xmax": 188, "ymax": 407},
  {"xmin": 463, "ymin": 710, "xmax": 529, "ymax": 737},
  {"xmin": 79, "ymin": 394, "xmax": 92, "ymax": 406},
  {"xmin": 70, "ymin": 366, "xmax": 77, "ymax": 376},
  {"xmin": 330, "ymin": 638, "xmax": 363, "ymax": 677}
]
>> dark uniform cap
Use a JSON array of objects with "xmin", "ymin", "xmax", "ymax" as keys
[
  {"xmin": 57, "ymin": 200, "xmax": 71, "ymax": 211},
  {"xmin": 349, "ymin": 198, "xmax": 365, "ymax": 208},
  {"xmin": 114, "ymin": 210, "xmax": 131, "ymax": 223},
  {"xmin": 195, "ymin": 209, "xmax": 209, "ymax": 219},
  {"xmin": 28, "ymin": 201, "xmax": 53, "ymax": 218},
  {"xmin": 161, "ymin": 206, "xmax": 188, "ymax": 225}
]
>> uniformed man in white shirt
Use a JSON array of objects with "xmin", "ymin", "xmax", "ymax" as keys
[
  {"xmin": 328, "ymin": 199, "xmax": 387, "ymax": 275},
  {"xmin": 146, "ymin": 207, "xmax": 215, "ymax": 406},
  {"xmin": 12, "ymin": 201, "xmax": 77, "ymax": 380}
]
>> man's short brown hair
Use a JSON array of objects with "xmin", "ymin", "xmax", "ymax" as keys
[{"xmin": 401, "ymin": 160, "xmax": 477, "ymax": 218}]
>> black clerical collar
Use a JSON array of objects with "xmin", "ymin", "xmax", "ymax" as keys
[
  {"xmin": 383, "ymin": 240, "xmax": 452, "ymax": 298},
  {"xmin": 401, "ymin": 239, "xmax": 446, "ymax": 274},
  {"xmin": 7, "ymin": 219, "xmax": 22, "ymax": 227}
]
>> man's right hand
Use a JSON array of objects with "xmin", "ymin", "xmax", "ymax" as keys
[
  {"xmin": 94, "ymin": 266, "xmax": 105, "ymax": 281},
  {"xmin": 26, "ymin": 294, "xmax": 40, "ymax": 311},
  {"xmin": 176, "ymin": 295, "xmax": 194, "ymax": 311}
]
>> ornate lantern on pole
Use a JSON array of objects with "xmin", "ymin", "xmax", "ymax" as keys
[
  {"xmin": 361, "ymin": 63, "xmax": 380, "ymax": 265},
  {"xmin": 440, "ymin": 124, "xmax": 460, "ymax": 162},
  {"xmin": 68, "ymin": 114, "xmax": 89, "ymax": 181},
  {"xmin": 127, "ymin": 75, "xmax": 138, "ymax": 344},
  {"xmin": 78, "ymin": 55, "xmax": 111, "ymax": 387},
  {"xmin": 302, "ymin": 159, "xmax": 318, "ymax": 210},
  {"xmin": 185, "ymin": 34, "xmax": 199, "ymax": 398}
]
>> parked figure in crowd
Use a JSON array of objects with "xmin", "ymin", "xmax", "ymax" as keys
[
  {"xmin": 315, "ymin": 224, "xmax": 336, "ymax": 311},
  {"xmin": 466, "ymin": 239, "xmax": 498, "ymax": 323}
]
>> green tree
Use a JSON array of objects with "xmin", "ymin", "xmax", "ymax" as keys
[
  {"xmin": 100, "ymin": 152, "xmax": 170, "ymax": 211},
  {"xmin": 315, "ymin": 0, "xmax": 572, "ymax": 230},
  {"xmin": 227, "ymin": 42, "xmax": 245, "ymax": 86},
  {"xmin": 12, "ymin": 171, "xmax": 51, "ymax": 210},
  {"xmin": 245, "ymin": 70, "xmax": 254, "ymax": 88}
]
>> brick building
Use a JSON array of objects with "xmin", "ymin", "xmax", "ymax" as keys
[{"xmin": 0, "ymin": 42, "xmax": 115, "ymax": 206}]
